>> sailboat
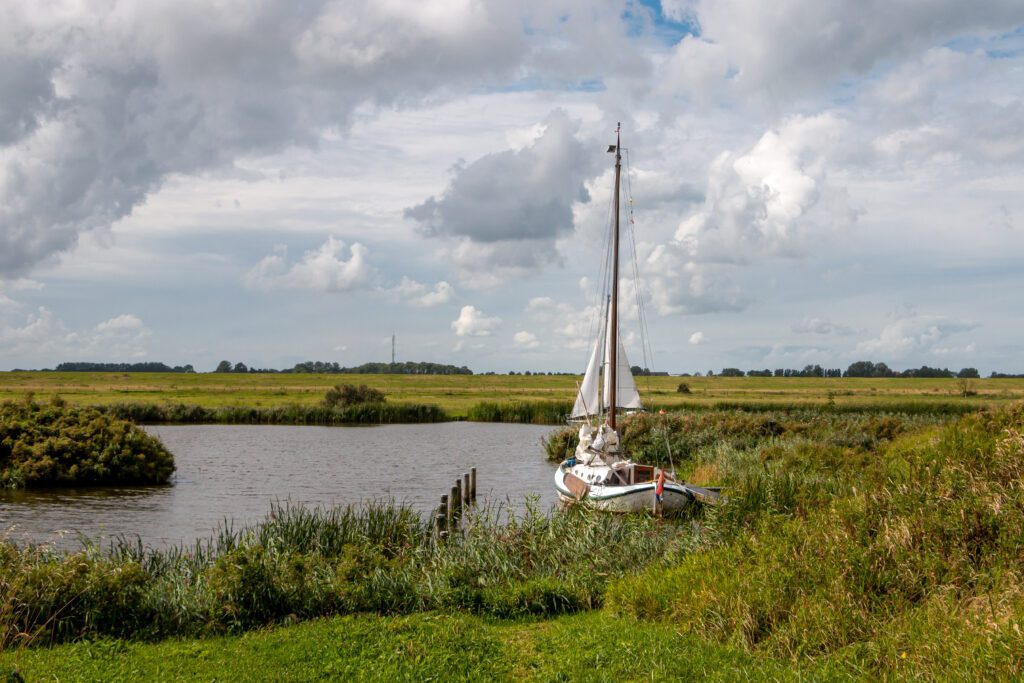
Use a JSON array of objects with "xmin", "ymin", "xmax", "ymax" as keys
[{"xmin": 553, "ymin": 124, "xmax": 716, "ymax": 513}]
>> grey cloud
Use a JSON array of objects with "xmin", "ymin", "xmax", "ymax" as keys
[
  {"xmin": 669, "ymin": 0, "xmax": 1024, "ymax": 100},
  {"xmin": 405, "ymin": 111, "xmax": 593, "ymax": 243},
  {"xmin": 0, "ymin": 1, "xmax": 541, "ymax": 277}
]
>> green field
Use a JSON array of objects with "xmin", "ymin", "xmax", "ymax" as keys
[{"xmin": 1, "ymin": 372, "xmax": 1021, "ymax": 416}]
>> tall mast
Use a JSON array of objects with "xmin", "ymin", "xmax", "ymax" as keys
[{"xmin": 609, "ymin": 123, "xmax": 621, "ymax": 431}]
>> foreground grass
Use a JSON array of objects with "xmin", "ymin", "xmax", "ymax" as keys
[
  {"xmin": 1, "ymin": 372, "xmax": 1022, "ymax": 418},
  {"xmin": 0, "ymin": 611, "xmax": 787, "ymax": 682}
]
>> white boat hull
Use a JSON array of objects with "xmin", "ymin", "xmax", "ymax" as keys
[{"xmin": 553, "ymin": 461, "xmax": 694, "ymax": 513}]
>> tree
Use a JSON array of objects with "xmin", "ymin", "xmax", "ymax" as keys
[
  {"xmin": 232, "ymin": 362, "xmax": 248, "ymax": 373},
  {"xmin": 214, "ymin": 360, "xmax": 232, "ymax": 373},
  {"xmin": 957, "ymin": 367, "xmax": 980, "ymax": 378}
]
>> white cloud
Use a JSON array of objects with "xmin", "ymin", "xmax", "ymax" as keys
[
  {"xmin": 513, "ymin": 330, "xmax": 540, "ymax": 349},
  {"xmin": 689, "ymin": 331, "xmax": 704, "ymax": 345},
  {"xmin": 855, "ymin": 313, "xmax": 977, "ymax": 359},
  {"xmin": 451, "ymin": 305, "xmax": 500, "ymax": 337},
  {"xmin": 245, "ymin": 238, "xmax": 373, "ymax": 292},
  {"xmin": 792, "ymin": 317, "xmax": 854, "ymax": 336},
  {"xmin": 0, "ymin": 308, "xmax": 152, "ymax": 360},
  {"xmin": 390, "ymin": 277, "xmax": 454, "ymax": 307}
]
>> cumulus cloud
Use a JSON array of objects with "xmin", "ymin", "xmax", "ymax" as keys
[
  {"xmin": 405, "ymin": 110, "xmax": 593, "ymax": 284},
  {"xmin": 662, "ymin": 0, "xmax": 1024, "ymax": 100},
  {"xmin": 0, "ymin": 0, "xmax": 544, "ymax": 277},
  {"xmin": 855, "ymin": 313, "xmax": 977, "ymax": 359},
  {"xmin": 390, "ymin": 277, "xmax": 454, "ymax": 307},
  {"xmin": 688, "ymin": 331, "xmax": 704, "ymax": 345},
  {"xmin": 525, "ymin": 295, "xmax": 600, "ymax": 351},
  {"xmin": 0, "ymin": 308, "xmax": 151, "ymax": 359},
  {"xmin": 640, "ymin": 114, "xmax": 858, "ymax": 316},
  {"xmin": 451, "ymin": 305, "xmax": 500, "ymax": 337},
  {"xmin": 513, "ymin": 330, "xmax": 540, "ymax": 349},
  {"xmin": 245, "ymin": 238, "xmax": 373, "ymax": 292}
]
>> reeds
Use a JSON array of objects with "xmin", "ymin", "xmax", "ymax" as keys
[
  {"xmin": 465, "ymin": 401, "xmax": 573, "ymax": 425},
  {"xmin": 100, "ymin": 402, "xmax": 448, "ymax": 425},
  {"xmin": 1, "ymin": 499, "xmax": 689, "ymax": 648}
]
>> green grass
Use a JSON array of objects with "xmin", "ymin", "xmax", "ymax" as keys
[
  {"xmin": 1, "ymin": 372, "xmax": 1022, "ymax": 418},
  {"xmin": 0, "ymin": 611, "xmax": 791, "ymax": 682}
]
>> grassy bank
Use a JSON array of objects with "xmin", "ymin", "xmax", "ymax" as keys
[
  {"xmin": 2, "ymin": 371, "xmax": 1022, "ymax": 417},
  {"xmin": 5, "ymin": 404, "xmax": 1024, "ymax": 678}
]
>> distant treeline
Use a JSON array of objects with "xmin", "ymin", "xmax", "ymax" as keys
[
  {"xmin": 708, "ymin": 361, "xmax": 986, "ymax": 379},
  {"xmin": 51, "ymin": 362, "xmax": 196, "ymax": 373},
  {"xmin": 213, "ymin": 360, "xmax": 473, "ymax": 375}
]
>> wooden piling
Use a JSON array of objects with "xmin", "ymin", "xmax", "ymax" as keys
[
  {"xmin": 463, "ymin": 473, "xmax": 470, "ymax": 513},
  {"xmin": 437, "ymin": 494, "xmax": 448, "ymax": 538},
  {"xmin": 454, "ymin": 480, "xmax": 462, "ymax": 522},
  {"xmin": 450, "ymin": 484, "xmax": 458, "ymax": 525},
  {"xmin": 470, "ymin": 467, "xmax": 477, "ymax": 503}
]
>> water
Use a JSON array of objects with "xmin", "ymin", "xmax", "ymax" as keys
[{"xmin": 0, "ymin": 423, "xmax": 559, "ymax": 550}]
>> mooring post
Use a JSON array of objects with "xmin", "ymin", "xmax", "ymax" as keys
[
  {"xmin": 463, "ymin": 472, "xmax": 470, "ymax": 512},
  {"xmin": 437, "ymin": 494, "xmax": 448, "ymax": 539},
  {"xmin": 450, "ymin": 484, "xmax": 458, "ymax": 528},
  {"xmin": 454, "ymin": 479, "xmax": 462, "ymax": 523},
  {"xmin": 470, "ymin": 467, "xmax": 477, "ymax": 503}
]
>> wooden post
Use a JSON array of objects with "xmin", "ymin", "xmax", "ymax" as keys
[
  {"xmin": 437, "ymin": 494, "xmax": 448, "ymax": 538},
  {"xmin": 450, "ymin": 484, "xmax": 458, "ymax": 526},
  {"xmin": 463, "ymin": 472, "xmax": 471, "ymax": 511},
  {"xmin": 454, "ymin": 480, "xmax": 462, "ymax": 522},
  {"xmin": 470, "ymin": 467, "xmax": 477, "ymax": 503}
]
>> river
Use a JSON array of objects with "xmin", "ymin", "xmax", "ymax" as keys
[{"xmin": 0, "ymin": 422, "xmax": 560, "ymax": 551}]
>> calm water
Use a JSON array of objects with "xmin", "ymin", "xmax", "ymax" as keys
[{"xmin": 0, "ymin": 423, "xmax": 558, "ymax": 550}]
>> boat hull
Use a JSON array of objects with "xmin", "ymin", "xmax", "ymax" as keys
[{"xmin": 553, "ymin": 461, "xmax": 693, "ymax": 513}]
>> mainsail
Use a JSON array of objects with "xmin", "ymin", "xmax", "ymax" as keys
[{"xmin": 570, "ymin": 300, "xmax": 642, "ymax": 419}]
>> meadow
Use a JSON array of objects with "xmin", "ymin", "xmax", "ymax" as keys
[{"xmin": 1, "ymin": 371, "xmax": 1022, "ymax": 417}]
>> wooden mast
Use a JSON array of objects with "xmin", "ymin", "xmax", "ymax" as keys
[{"xmin": 609, "ymin": 123, "xmax": 621, "ymax": 431}]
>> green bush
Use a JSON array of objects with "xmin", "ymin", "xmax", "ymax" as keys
[
  {"xmin": 0, "ymin": 400, "xmax": 175, "ymax": 488},
  {"xmin": 322, "ymin": 384, "xmax": 386, "ymax": 409}
]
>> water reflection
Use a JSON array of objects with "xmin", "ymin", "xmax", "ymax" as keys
[{"xmin": 0, "ymin": 423, "xmax": 558, "ymax": 551}]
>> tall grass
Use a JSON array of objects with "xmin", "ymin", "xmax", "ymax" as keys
[
  {"xmin": 1, "ymin": 499, "xmax": 689, "ymax": 648},
  {"xmin": 465, "ymin": 401, "xmax": 573, "ymax": 425},
  {"xmin": 604, "ymin": 403, "xmax": 1024, "ymax": 676},
  {"xmin": 543, "ymin": 408, "xmax": 955, "ymax": 467}
]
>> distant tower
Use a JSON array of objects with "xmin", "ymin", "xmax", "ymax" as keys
[{"xmin": 392, "ymin": 333, "xmax": 396, "ymax": 365}]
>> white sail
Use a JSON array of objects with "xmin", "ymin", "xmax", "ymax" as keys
[
  {"xmin": 602, "ymin": 312, "xmax": 643, "ymax": 411},
  {"xmin": 571, "ymin": 334, "xmax": 603, "ymax": 418}
]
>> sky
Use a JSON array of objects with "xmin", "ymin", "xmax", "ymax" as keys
[{"xmin": 1, "ymin": 0, "xmax": 1023, "ymax": 374}]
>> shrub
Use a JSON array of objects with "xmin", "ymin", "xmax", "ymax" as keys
[
  {"xmin": 322, "ymin": 384, "xmax": 386, "ymax": 409},
  {"xmin": 0, "ymin": 400, "xmax": 175, "ymax": 488}
]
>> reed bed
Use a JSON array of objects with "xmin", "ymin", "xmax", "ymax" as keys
[
  {"xmin": 465, "ymin": 401, "xmax": 573, "ymax": 425},
  {"xmin": 604, "ymin": 403, "xmax": 1024, "ymax": 677},
  {"xmin": 1, "ymin": 500, "xmax": 687, "ymax": 648},
  {"xmin": 543, "ymin": 408, "xmax": 958, "ymax": 467}
]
